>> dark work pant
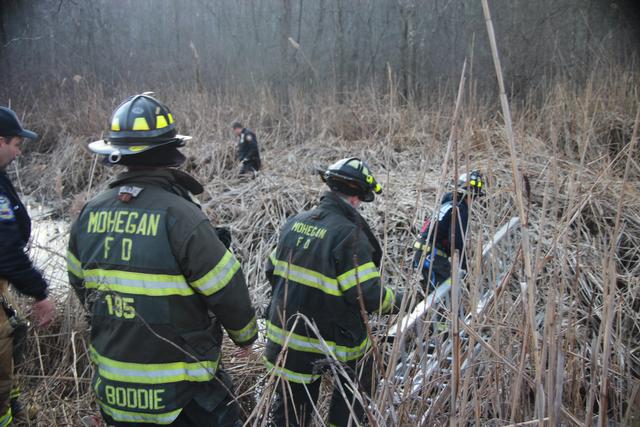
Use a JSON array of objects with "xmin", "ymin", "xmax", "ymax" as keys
[
  {"xmin": 431, "ymin": 255, "xmax": 452, "ymax": 287},
  {"xmin": 239, "ymin": 161, "xmax": 258, "ymax": 176},
  {"xmin": 271, "ymin": 357, "xmax": 374, "ymax": 427}
]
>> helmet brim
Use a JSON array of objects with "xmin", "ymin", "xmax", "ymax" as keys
[{"xmin": 88, "ymin": 135, "xmax": 192, "ymax": 156}]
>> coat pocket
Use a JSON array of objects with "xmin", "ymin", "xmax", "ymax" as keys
[{"xmin": 180, "ymin": 323, "xmax": 221, "ymax": 360}]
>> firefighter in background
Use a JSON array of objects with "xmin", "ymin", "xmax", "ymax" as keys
[
  {"xmin": 413, "ymin": 170, "xmax": 486, "ymax": 290},
  {"xmin": 0, "ymin": 107, "xmax": 56, "ymax": 426},
  {"xmin": 264, "ymin": 158, "xmax": 403, "ymax": 427},
  {"xmin": 231, "ymin": 122, "xmax": 261, "ymax": 176},
  {"xmin": 68, "ymin": 94, "xmax": 258, "ymax": 426}
]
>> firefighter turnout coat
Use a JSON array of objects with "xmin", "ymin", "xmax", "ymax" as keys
[
  {"xmin": 67, "ymin": 169, "xmax": 258, "ymax": 424},
  {"xmin": 264, "ymin": 191, "xmax": 402, "ymax": 384}
]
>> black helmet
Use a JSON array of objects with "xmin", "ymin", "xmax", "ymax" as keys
[
  {"xmin": 89, "ymin": 93, "xmax": 191, "ymax": 164},
  {"xmin": 319, "ymin": 157, "xmax": 382, "ymax": 202},
  {"xmin": 457, "ymin": 170, "xmax": 485, "ymax": 196}
]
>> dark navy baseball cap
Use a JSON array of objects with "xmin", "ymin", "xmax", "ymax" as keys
[{"xmin": 0, "ymin": 107, "xmax": 38, "ymax": 139}]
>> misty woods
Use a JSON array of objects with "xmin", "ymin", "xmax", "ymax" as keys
[{"xmin": 0, "ymin": 0, "xmax": 639, "ymax": 103}]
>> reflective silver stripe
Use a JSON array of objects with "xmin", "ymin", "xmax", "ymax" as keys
[
  {"xmin": 190, "ymin": 251, "xmax": 240, "ymax": 296},
  {"xmin": 380, "ymin": 288, "xmax": 395, "ymax": 314},
  {"xmin": 84, "ymin": 275, "xmax": 188, "ymax": 290},
  {"xmin": 0, "ymin": 407, "xmax": 12, "ymax": 427},
  {"xmin": 83, "ymin": 271, "xmax": 194, "ymax": 296},
  {"xmin": 99, "ymin": 363, "xmax": 213, "ymax": 381},
  {"xmin": 337, "ymin": 262, "xmax": 380, "ymax": 291},
  {"xmin": 273, "ymin": 261, "xmax": 341, "ymax": 295},
  {"xmin": 99, "ymin": 404, "xmax": 181, "ymax": 425},
  {"xmin": 90, "ymin": 346, "xmax": 217, "ymax": 384},
  {"xmin": 266, "ymin": 321, "xmax": 370, "ymax": 361},
  {"xmin": 227, "ymin": 317, "xmax": 259, "ymax": 343},
  {"xmin": 263, "ymin": 357, "xmax": 319, "ymax": 384},
  {"xmin": 67, "ymin": 250, "xmax": 83, "ymax": 278}
]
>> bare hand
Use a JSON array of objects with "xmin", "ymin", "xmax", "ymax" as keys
[
  {"xmin": 234, "ymin": 345, "xmax": 254, "ymax": 359},
  {"xmin": 32, "ymin": 298, "xmax": 55, "ymax": 328}
]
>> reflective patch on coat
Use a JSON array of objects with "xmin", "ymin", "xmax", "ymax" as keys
[
  {"xmin": 245, "ymin": 134, "xmax": 253, "ymax": 141},
  {"xmin": 438, "ymin": 201, "xmax": 453, "ymax": 221},
  {"xmin": 0, "ymin": 195, "xmax": 15, "ymax": 221}
]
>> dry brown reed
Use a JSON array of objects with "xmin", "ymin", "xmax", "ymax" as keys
[{"xmin": 4, "ymin": 63, "xmax": 639, "ymax": 426}]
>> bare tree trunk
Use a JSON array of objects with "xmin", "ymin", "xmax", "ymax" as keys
[
  {"xmin": 335, "ymin": 0, "xmax": 346, "ymax": 102},
  {"xmin": 0, "ymin": 1, "xmax": 6, "ymax": 45},
  {"xmin": 311, "ymin": 0, "xmax": 326, "ymax": 64},
  {"xmin": 279, "ymin": 0, "xmax": 292, "ymax": 106},
  {"xmin": 398, "ymin": 0, "xmax": 416, "ymax": 102}
]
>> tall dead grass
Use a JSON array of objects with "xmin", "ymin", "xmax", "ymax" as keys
[{"xmin": 4, "ymin": 64, "xmax": 639, "ymax": 425}]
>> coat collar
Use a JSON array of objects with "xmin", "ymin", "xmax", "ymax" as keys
[
  {"xmin": 319, "ymin": 191, "xmax": 382, "ymax": 265},
  {"xmin": 318, "ymin": 191, "xmax": 359, "ymax": 221},
  {"xmin": 109, "ymin": 168, "xmax": 204, "ymax": 196}
]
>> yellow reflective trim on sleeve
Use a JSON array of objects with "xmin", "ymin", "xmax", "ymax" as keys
[
  {"xmin": 269, "ymin": 248, "xmax": 277, "ymax": 265},
  {"xmin": 90, "ymin": 345, "xmax": 218, "ymax": 385},
  {"xmin": 156, "ymin": 115, "xmax": 169, "ymax": 129},
  {"xmin": 83, "ymin": 269, "xmax": 194, "ymax": 296},
  {"xmin": 227, "ymin": 315, "xmax": 259, "ymax": 344},
  {"xmin": 265, "ymin": 321, "xmax": 370, "ymax": 362},
  {"xmin": 0, "ymin": 407, "xmax": 12, "ymax": 427},
  {"xmin": 263, "ymin": 357, "xmax": 320, "ymax": 384},
  {"xmin": 337, "ymin": 262, "xmax": 380, "ymax": 292},
  {"xmin": 379, "ymin": 288, "xmax": 395, "ymax": 314},
  {"xmin": 190, "ymin": 251, "xmax": 241, "ymax": 296},
  {"xmin": 9, "ymin": 387, "xmax": 19, "ymax": 399},
  {"xmin": 67, "ymin": 250, "xmax": 84, "ymax": 279},
  {"xmin": 98, "ymin": 403, "xmax": 182, "ymax": 425},
  {"xmin": 132, "ymin": 117, "xmax": 151, "ymax": 131},
  {"xmin": 272, "ymin": 260, "xmax": 341, "ymax": 296}
]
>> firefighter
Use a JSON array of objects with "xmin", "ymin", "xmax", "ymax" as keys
[
  {"xmin": 264, "ymin": 157, "xmax": 403, "ymax": 427},
  {"xmin": 67, "ymin": 94, "xmax": 258, "ymax": 426},
  {"xmin": 0, "ymin": 106, "xmax": 56, "ymax": 426},
  {"xmin": 231, "ymin": 122, "xmax": 261, "ymax": 176},
  {"xmin": 412, "ymin": 170, "xmax": 486, "ymax": 290}
]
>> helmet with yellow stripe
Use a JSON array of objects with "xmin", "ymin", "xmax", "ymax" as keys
[
  {"xmin": 89, "ymin": 93, "xmax": 191, "ymax": 164},
  {"xmin": 319, "ymin": 157, "xmax": 382, "ymax": 202},
  {"xmin": 457, "ymin": 170, "xmax": 485, "ymax": 196}
]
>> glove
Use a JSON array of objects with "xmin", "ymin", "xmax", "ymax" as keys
[{"xmin": 215, "ymin": 227, "xmax": 232, "ymax": 249}]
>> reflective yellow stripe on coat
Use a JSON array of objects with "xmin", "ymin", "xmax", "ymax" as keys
[
  {"xmin": 190, "ymin": 251, "xmax": 240, "ymax": 296},
  {"xmin": 89, "ymin": 346, "xmax": 218, "ymax": 385},
  {"xmin": 263, "ymin": 357, "xmax": 320, "ymax": 384},
  {"xmin": 83, "ymin": 269, "xmax": 194, "ymax": 297},
  {"xmin": 98, "ymin": 403, "xmax": 182, "ymax": 425},
  {"xmin": 265, "ymin": 321, "xmax": 370, "ymax": 362}
]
